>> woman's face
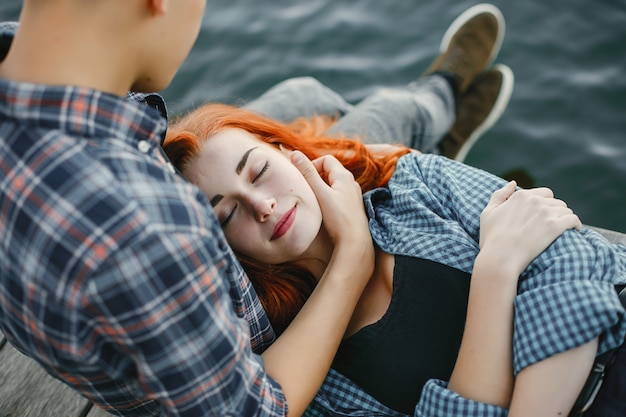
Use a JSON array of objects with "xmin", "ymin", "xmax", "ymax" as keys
[{"xmin": 184, "ymin": 128, "xmax": 324, "ymax": 264}]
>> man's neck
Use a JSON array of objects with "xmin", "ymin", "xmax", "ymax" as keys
[{"xmin": 0, "ymin": 14, "xmax": 135, "ymax": 96}]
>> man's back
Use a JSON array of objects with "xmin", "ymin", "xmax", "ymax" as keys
[{"xmin": 0, "ymin": 74, "xmax": 279, "ymax": 414}]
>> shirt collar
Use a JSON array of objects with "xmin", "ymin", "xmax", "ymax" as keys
[{"xmin": 0, "ymin": 77, "xmax": 167, "ymax": 148}]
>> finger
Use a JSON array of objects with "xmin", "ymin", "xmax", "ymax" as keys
[
  {"xmin": 550, "ymin": 213, "xmax": 583, "ymax": 234},
  {"xmin": 523, "ymin": 187, "xmax": 555, "ymax": 199},
  {"xmin": 573, "ymin": 215, "xmax": 583, "ymax": 231},
  {"xmin": 564, "ymin": 213, "xmax": 583, "ymax": 231},
  {"xmin": 539, "ymin": 204, "xmax": 582, "ymax": 233},
  {"xmin": 312, "ymin": 155, "xmax": 356, "ymax": 188},
  {"xmin": 530, "ymin": 194, "xmax": 578, "ymax": 215},
  {"xmin": 290, "ymin": 151, "xmax": 329, "ymax": 191},
  {"xmin": 540, "ymin": 197, "xmax": 568, "ymax": 208},
  {"xmin": 552, "ymin": 207, "xmax": 582, "ymax": 231},
  {"xmin": 487, "ymin": 180, "xmax": 517, "ymax": 208}
]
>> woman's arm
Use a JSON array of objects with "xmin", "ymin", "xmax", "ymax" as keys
[
  {"xmin": 448, "ymin": 181, "xmax": 582, "ymax": 408},
  {"xmin": 262, "ymin": 152, "xmax": 375, "ymax": 417},
  {"xmin": 379, "ymin": 154, "xmax": 622, "ymax": 416},
  {"xmin": 508, "ymin": 338, "xmax": 598, "ymax": 417}
]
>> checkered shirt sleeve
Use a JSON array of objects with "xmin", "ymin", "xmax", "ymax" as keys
[
  {"xmin": 309, "ymin": 369, "xmax": 407, "ymax": 416},
  {"xmin": 0, "ymin": 78, "xmax": 285, "ymax": 416},
  {"xmin": 368, "ymin": 154, "xmax": 626, "ymax": 371},
  {"xmin": 352, "ymin": 153, "xmax": 625, "ymax": 416}
]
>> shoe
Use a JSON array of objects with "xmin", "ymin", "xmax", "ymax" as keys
[
  {"xmin": 424, "ymin": 3, "xmax": 505, "ymax": 94},
  {"xmin": 439, "ymin": 63, "xmax": 514, "ymax": 162}
]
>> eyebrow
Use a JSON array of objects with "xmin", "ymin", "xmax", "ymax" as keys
[
  {"xmin": 210, "ymin": 194, "xmax": 223, "ymax": 207},
  {"xmin": 237, "ymin": 146, "xmax": 257, "ymax": 175},
  {"xmin": 209, "ymin": 146, "xmax": 257, "ymax": 207}
]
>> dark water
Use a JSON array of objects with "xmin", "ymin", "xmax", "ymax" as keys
[{"xmin": 2, "ymin": 1, "xmax": 625, "ymax": 232}]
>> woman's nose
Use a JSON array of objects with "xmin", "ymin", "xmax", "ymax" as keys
[{"xmin": 248, "ymin": 195, "xmax": 276, "ymax": 222}]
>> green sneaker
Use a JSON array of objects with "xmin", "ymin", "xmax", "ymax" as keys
[
  {"xmin": 440, "ymin": 63, "xmax": 514, "ymax": 162},
  {"xmin": 424, "ymin": 3, "xmax": 505, "ymax": 94}
]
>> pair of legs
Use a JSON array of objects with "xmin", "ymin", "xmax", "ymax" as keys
[
  {"xmin": 244, "ymin": 74, "xmax": 454, "ymax": 154},
  {"xmin": 244, "ymin": 2, "xmax": 514, "ymax": 162}
]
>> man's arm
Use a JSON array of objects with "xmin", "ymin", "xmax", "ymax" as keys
[{"xmin": 262, "ymin": 152, "xmax": 375, "ymax": 417}]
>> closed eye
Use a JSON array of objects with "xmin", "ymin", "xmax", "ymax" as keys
[
  {"xmin": 221, "ymin": 204, "xmax": 237, "ymax": 227},
  {"xmin": 252, "ymin": 161, "xmax": 270, "ymax": 184}
]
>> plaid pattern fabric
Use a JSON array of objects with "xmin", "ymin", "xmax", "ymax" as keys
[
  {"xmin": 0, "ymin": 74, "xmax": 282, "ymax": 416},
  {"xmin": 309, "ymin": 154, "xmax": 626, "ymax": 417},
  {"xmin": 309, "ymin": 369, "xmax": 407, "ymax": 416},
  {"xmin": 367, "ymin": 154, "xmax": 626, "ymax": 369}
]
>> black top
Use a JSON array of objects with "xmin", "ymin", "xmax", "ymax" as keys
[{"xmin": 332, "ymin": 255, "xmax": 471, "ymax": 414}]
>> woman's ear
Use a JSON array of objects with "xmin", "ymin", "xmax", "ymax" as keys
[{"xmin": 278, "ymin": 143, "xmax": 293, "ymax": 156}]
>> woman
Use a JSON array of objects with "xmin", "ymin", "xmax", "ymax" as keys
[{"xmin": 162, "ymin": 103, "xmax": 626, "ymax": 416}]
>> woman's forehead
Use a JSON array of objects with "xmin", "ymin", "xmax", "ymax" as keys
[{"xmin": 208, "ymin": 128, "xmax": 259, "ymax": 145}]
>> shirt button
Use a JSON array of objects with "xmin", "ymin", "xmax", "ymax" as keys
[{"xmin": 138, "ymin": 140, "xmax": 151, "ymax": 153}]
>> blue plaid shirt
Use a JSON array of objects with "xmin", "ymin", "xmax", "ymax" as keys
[
  {"xmin": 0, "ymin": 22, "xmax": 286, "ymax": 416},
  {"xmin": 307, "ymin": 153, "xmax": 626, "ymax": 416}
]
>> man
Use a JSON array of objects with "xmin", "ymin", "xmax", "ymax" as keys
[{"xmin": 0, "ymin": 1, "xmax": 375, "ymax": 416}]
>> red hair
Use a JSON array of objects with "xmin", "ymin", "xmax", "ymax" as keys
[{"xmin": 163, "ymin": 103, "xmax": 409, "ymax": 334}]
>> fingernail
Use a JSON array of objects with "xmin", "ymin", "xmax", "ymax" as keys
[{"xmin": 291, "ymin": 150, "xmax": 303, "ymax": 164}]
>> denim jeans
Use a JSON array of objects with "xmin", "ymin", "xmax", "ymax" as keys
[{"xmin": 244, "ymin": 75, "xmax": 455, "ymax": 153}]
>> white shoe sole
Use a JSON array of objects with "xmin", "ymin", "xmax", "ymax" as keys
[
  {"xmin": 455, "ymin": 63, "xmax": 515, "ymax": 162},
  {"xmin": 439, "ymin": 3, "xmax": 506, "ymax": 67}
]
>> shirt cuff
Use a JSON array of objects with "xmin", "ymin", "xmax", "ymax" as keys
[
  {"xmin": 415, "ymin": 379, "xmax": 508, "ymax": 417},
  {"xmin": 514, "ymin": 280, "xmax": 626, "ymax": 373}
]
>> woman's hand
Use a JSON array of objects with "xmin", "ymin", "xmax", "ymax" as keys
[
  {"xmin": 291, "ymin": 151, "xmax": 373, "ymax": 252},
  {"xmin": 479, "ymin": 180, "xmax": 582, "ymax": 277},
  {"xmin": 449, "ymin": 181, "xmax": 581, "ymax": 407}
]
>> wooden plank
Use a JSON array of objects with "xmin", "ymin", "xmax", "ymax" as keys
[
  {"xmin": 86, "ymin": 403, "xmax": 115, "ymax": 417},
  {"xmin": 0, "ymin": 340, "xmax": 89, "ymax": 417}
]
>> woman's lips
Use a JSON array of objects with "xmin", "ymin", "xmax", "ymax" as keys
[{"xmin": 271, "ymin": 206, "xmax": 296, "ymax": 241}]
